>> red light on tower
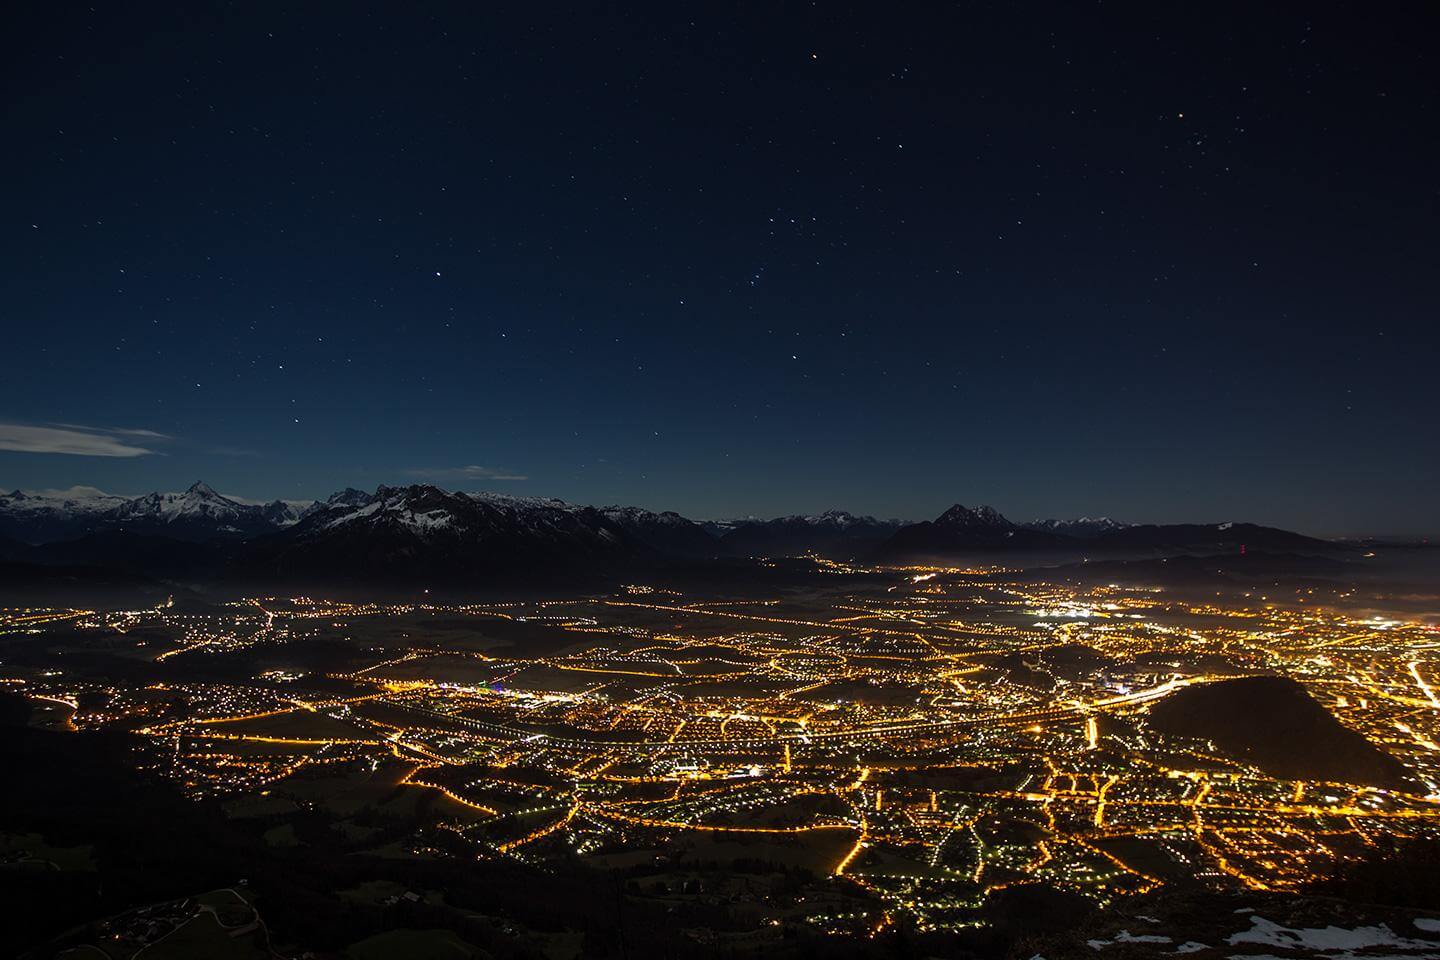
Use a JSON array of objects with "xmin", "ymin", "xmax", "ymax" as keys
[{"xmin": 1240, "ymin": 543, "xmax": 1246, "ymax": 555}]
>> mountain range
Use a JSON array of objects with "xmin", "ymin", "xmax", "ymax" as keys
[
  {"xmin": 870, "ymin": 504, "xmax": 1335, "ymax": 563},
  {"xmin": 1021, "ymin": 516, "xmax": 1129, "ymax": 538},
  {"xmin": 243, "ymin": 485, "xmax": 706, "ymax": 582},
  {"xmin": 0, "ymin": 482, "xmax": 308, "ymax": 543},
  {"xmin": 0, "ymin": 482, "xmax": 1344, "ymax": 585},
  {"xmin": 703, "ymin": 510, "xmax": 909, "ymax": 558}
]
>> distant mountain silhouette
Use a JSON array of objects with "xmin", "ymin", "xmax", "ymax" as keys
[
  {"xmin": 0, "ymin": 481, "xmax": 306, "ymax": 543},
  {"xmin": 599, "ymin": 505, "xmax": 724, "ymax": 557},
  {"xmin": 240, "ymin": 484, "xmax": 658, "ymax": 584},
  {"xmin": 872, "ymin": 504, "xmax": 1074, "ymax": 561},
  {"xmin": 1092, "ymin": 521, "xmax": 1334, "ymax": 553},
  {"xmin": 875, "ymin": 506, "xmax": 1339, "ymax": 564},
  {"xmin": 715, "ymin": 511, "xmax": 907, "ymax": 559},
  {"xmin": 1, "ymin": 480, "xmax": 1350, "ymax": 584},
  {"xmin": 1147, "ymin": 676, "xmax": 1409, "ymax": 788}
]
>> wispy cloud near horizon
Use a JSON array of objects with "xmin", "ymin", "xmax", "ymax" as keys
[
  {"xmin": 405, "ymin": 464, "xmax": 528, "ymax": 482},
  {"xmin": 52, "ymin": 424, "xmax": 174, "ymax": 441},
  {"xmin": 0, "ymin": 423, "xmax": 168, "ymax": 458}
]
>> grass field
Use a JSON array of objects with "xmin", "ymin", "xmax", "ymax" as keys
[
  {"xmin": 200, "ymin": 707, "xmax": 373, "ymax": 741},
  {"xmin": 363, "ymin": 652, "xmax": 506, "ymax": 685},
  {"xmin": 135, "ymin": 913, "xmax": 266, "ymax": 960},
  {"xmin": 337, "ymin": 879, "xmax": 410, "ymax": 904},
  {"xmin": 343, "ymin": 927, "xmax": 484, "ymax": 959},
  {"xmin": 262, "ymin": 822, "xmax": 300, "ymax": 847},
  {"xmin": 222, "ymin": 794, "xmax": 300, "ymax": 819},
  {"xmin": 0, "ymin": 831, "xmax": 97, "ymax": 871}
]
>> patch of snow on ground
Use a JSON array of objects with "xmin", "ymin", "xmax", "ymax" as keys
[
  {"xmin": 1175, "ymin": 944, "xmax": 1207, "ymax": 954},
  {"xmin": 1415, "ymin": 918, "xmax": 1440, "ymax": 933},
  {"xmin": 1231, "ymin": 956, "xmax": 1440, "ymax": 960},
  {"xmin": 1226, "ymin": 915, "xmax": 1440, "ymax": 953},
  {"xmin": 1087, "ymin": 930, "xmax": 1174, "ymax": 949}
]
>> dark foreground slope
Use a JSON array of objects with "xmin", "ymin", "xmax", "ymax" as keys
[{"xmin": 1146, "ymin": 676, "xmax": 1409, "ymax": 788}]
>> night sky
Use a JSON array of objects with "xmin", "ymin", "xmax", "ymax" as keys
[{"xmin": 2, "ymin": 4, "xmax": 1437, "ymax": 535}]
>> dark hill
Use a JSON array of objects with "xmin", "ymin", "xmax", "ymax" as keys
[
  {"xmin": 239, "ymin": 485, "xmax": 655, "ymax": 585},
  {"xmin": 872, "ymin": 504, "xmax": 1073, "ymax": 562},
  {"xmin": 873, "ymin": 509, "xmax": 1339, "ymax": 565},
  {"xmin": 26, "ymin": 530, "xmax": 226, "ymax": 579},
  {"xmin": 0, "ymin": 560, "xmax": 173, "ymax": 606},
  {"xmin": 0, "ymin": 532, "xmax": 25, "ymax": 562},
  {"xmin": 1147, "ymin": 676, "xmax": 1409, "ymax": 788},
  {"xmin": 598, "ymin": 505, "xmax": 724, "ymax": 557},
  {"xmin": 1094, "ymin": 521, "xmax": 1336, "ymax": 553}
]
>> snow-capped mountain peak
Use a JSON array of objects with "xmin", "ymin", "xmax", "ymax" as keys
[
  {"xmin": 0, "ymin": 481, "xmax": 309, "ymax": 543},
  {"xmin": 601, "ymin": 504, "xmax": 723, "ymax": 557},
  {"xmin": 935, "ymin": 504, "xmax": 1014, "ymax": 529},
  {"xmin": 323, "ymin": 487, "xmax": 375, "ymax": 508}
]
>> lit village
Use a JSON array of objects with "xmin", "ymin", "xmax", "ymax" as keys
[{"xmin": 6, "ymin": 561, "xmax": 1439, "ymax": 950}]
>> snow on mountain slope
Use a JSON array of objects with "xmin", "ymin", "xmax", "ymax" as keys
[
  {"xmin": 717, "ymin": 511, "xmax": 909, "ymax": 559},
  {"xmin": 0, "ymin": 482, "xmax": 310, "ymax": 543},
  {"xmin": 247, "ymin": 484, "xmax": 657, "ymax": 582},
  {"xmin": 0, "ymin": 485, "xmax": 129, "ymax": 517},
  {"xmin": 600, "ymin": 505, "xmax": 724, "ymax": 557},
  {"xmin": 934, "ymin": 503, "xmax": 1013, "ymax": 530},
  {"xmin": 110, "ymin": 482, "xmax": 253, "ymax": 527},
  {"xmin": 1022, "ymin": 516, "xmax": 1130, "ymax": 538}
]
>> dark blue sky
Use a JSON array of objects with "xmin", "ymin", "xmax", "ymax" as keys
[{"xmin": 2, "ymin": 4, "xmax": 1436, "ymax": 535}]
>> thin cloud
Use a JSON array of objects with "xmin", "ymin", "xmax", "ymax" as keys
[
  {"xmin": 406, "ymin": 464, "xmax": 528, "ymax": 481},
  {"xmin": 52, "ymin": 423, "xmax": 175, "ymax": 441},
  {"xmin": 111, "ymin": 428, "xmax": 174, "ymax": 439},
  {"xmin": 0, "ymin": 423, "xmax": 162, "ymax": 458}
]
